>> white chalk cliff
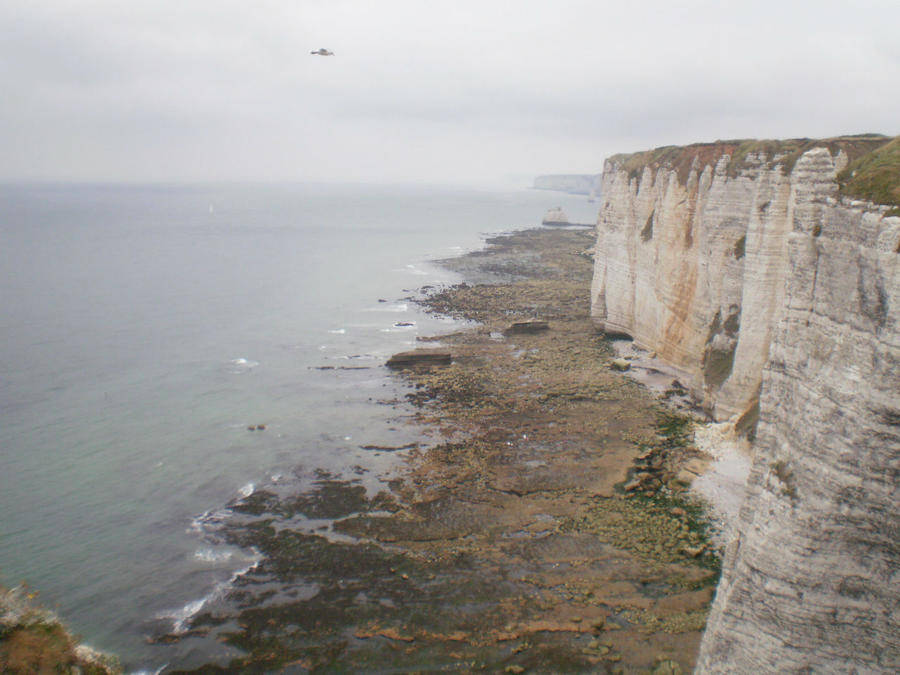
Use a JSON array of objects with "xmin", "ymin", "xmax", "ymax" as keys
[
  {"xmin": 533, "ymin": 173, "xmax": 600, "ymax": 195},
  {"xmin": 590, "ymin": 139, "xmax": 900, "ymax": 673}
]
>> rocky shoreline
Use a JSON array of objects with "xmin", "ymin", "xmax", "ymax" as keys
[{"xmin": 161, "ymin": 227, "xmax": 722, "ymax": 674}]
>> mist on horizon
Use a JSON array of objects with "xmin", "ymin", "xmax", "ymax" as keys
[{"xmin": 1, "ymin": 0, "xmax": 898, "ymax": 186}]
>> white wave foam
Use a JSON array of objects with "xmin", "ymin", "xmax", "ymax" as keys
[
  {"xmin": 157, "ymin": 559, "xmax": 260, "ymax": 634},
  {"xmin": 187, "ymin": 508, "xmax": 231, "ymax": 535},
  {"xmin": 238, "ymin": 482, "xmax": 255, "ymax": 498},
  {"xmin": 193, "ymin": 548, "xmax": 233, "ymax": 563},
  {"xmin": 187, "ymin": 511, "xmax": 210, "ymax": 535},
  {"xmin": 230, "ymin": 357, "xmax": 259, "ymax": 366},
  {"xmin": 163, "ymin": 598, "xmax": 207, "ymax": 633},
  {"xmin": 365, "ymin": 303, "xmax": 408, "ymax": 313},
  {"xmin": 228, "ymin": 357, "xmax": 260, "ymax": 373},
  {"xmin": 327, "ymin": 328, "xmax": 346, "ymax": 334}
]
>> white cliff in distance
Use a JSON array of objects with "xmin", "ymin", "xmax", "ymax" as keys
[{"xmin": 533, "ymin": 173, "xmax": 601, "ymax": 196}]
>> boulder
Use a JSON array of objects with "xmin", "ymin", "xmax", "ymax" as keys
[
  {"xmin": 610, "ymin": 358, "xmax": 631, "ymax": 372},
  {"xmin": 504, "ymin": 320, "xmax": 549, "ymax": 335},
  {"xmin": 674, "ymin": 470, "xmax": 696, "ymax": 486},
  {"xmin": 386, "ymin": 350, "xmax": 452, "ymax": 368},
  {"xmin": 682, "ymin": 458, "xmax": 709, "ymax": 476}
]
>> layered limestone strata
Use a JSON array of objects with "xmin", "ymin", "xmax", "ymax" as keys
[
  {"xmin": 696, "ymin": 157, "xmax": 900, "ymax": 674},
  {"xmin": 591, "ymin": 149, "xmax": 789, "ymax": 421},
  {"xmin": 590, "ymin": 138, "xmax": 895, "ymax": 423},
  {"xmin": 590, "ymin": 139, "xmax": 900, "ymax": 672}
]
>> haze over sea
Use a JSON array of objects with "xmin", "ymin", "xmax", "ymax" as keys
[{"xmin": 0, "ymin": 182, "xmax": 597, "ymax": 671}]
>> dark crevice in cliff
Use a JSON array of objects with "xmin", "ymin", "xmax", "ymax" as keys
[
  {"xmin": 701, "ymin": 309, "xmax": 740, "ymax": 391},
  {"xmin": 734, "ymin": 391, "xmax": 760, "ymax": 441},
  {"xmin": 871, "ymin": 405, "xmax": 900, "ymax": 427},
  {"xmin": 641, "ymin": 210, "xmax": 654, "ymax": 242},
  {"xmin": 857, "ymin": 256, "xmax": 889, "ymax": 331}
]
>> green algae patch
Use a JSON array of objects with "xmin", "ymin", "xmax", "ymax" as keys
[
  {"xmin": 656, "ymin": 410, "xmax": 693, "ymax": 448},
  {"xmin": 572, "ymin": 495, "xmax": 717, "ymax": 572},
  {"xmin": 621, "ymin": 608, "xmax": 709, "ymax": 634}
]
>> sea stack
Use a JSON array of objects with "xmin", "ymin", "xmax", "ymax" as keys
[{"xmin": 541, "ymin": 207, "xmax": 571, "ymax": 226}]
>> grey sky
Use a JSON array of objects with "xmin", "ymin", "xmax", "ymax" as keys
[{"xmin": 1, "ymin": 0, "xmax": 898, "ymax": 186}]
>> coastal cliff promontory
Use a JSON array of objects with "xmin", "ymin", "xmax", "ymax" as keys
[
  {"xmin": 1, "ymin": 584, "xmax": 121, "ymax": 674},
  {"xmin": 533, "ymin": 173, "xmax": 601, "ymax": 196},
  {"xmin": 590, "ymin": 135, "xmax": 900, "ymax": 673}
]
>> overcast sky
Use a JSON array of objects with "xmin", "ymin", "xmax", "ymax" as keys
[{"xmin": 1, "ymin": 0, "xmax": 898, "ymax": 186}]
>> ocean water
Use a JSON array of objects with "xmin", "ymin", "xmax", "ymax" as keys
[{"xmin": 0, "ymin": 182, "xmax": 598, "ymax": 671}]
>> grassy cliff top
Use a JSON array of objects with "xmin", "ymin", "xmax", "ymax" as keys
[
  {"xmin": 608, "ymin": 134, "xmax": 899, "ymax": 207},
  {"xmin": 1, "ymin": 584, "xmax": 121, "ymax": 674},
  {"xmin": 836, "ymin": 136, "xmax": 900, "ymax": 210}
]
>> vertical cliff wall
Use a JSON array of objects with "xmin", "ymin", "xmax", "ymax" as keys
[
  {"xmin": 591, "ymin": 145, "xmax": 792, "ymax": 422},
  {"xmin": 591, "ymin": 138, "xmax": 900, "ymax": 672}
]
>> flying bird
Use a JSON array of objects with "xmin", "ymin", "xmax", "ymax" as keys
[{"xmin": 310, "ymin": 48, "xmax": 334, "ymax": 56}]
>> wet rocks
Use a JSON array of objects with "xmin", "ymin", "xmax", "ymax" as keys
[
  {"xmin": 674, "ymin": 470, "xmax": 696, "ymax": 486},
  {"xmin": 386, "ymin": 349, "xmax": 452, "ymax": 368},
  {"xmin": 652, "ymin": 657, "xmax": 684, "ymax": 674},
  {"xmin": 504, "ymin": 319, "xmax": 549, "ymax": 335},
  {"xmin": 165, "ymin": 227, "xmax": 712, "ymax": 675},
  {"xmin": 674, "ymin": 458, "xmax": 710, "ymax": 486}
]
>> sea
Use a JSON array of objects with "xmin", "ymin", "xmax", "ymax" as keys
[{"xmin": 0, "ymin": 182, "xmax": 598, "ymax": 672}]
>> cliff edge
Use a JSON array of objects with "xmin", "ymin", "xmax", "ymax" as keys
[
  {"xmin": 533, "ymin": 173, "xmax": 601, "ymax": 196},
  {"xmin": 590, "ymin": 136, "xmax": 900, "ymax": 673},
  {"xmin": 1, "ymin": 584, "xmax": 121, "ymax": 674}
]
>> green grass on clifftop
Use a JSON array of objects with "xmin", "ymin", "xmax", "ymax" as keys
[
  {"xmin": 837, "ymin": 136, "xmax": 900, "ymax": 211},
  {"xmin": 609, "ymin": 135, "xmax": 899, "ymax": 208},
  {"xmin": 1, "ymin": 585, "xmax": 121, "ymax": 675}
]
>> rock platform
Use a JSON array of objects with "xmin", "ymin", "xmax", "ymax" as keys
[{"xmin": 162, "ymin": 228, "xmax": 720, "ymax": 674}]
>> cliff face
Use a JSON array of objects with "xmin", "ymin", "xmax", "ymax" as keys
[
  {"xmin": 591, "ymin": 147, "xmax": 792, "ymax": 422},
  {"xmin": 590, "ymin": 139, "xmax": 900, "ymax": 673}
]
